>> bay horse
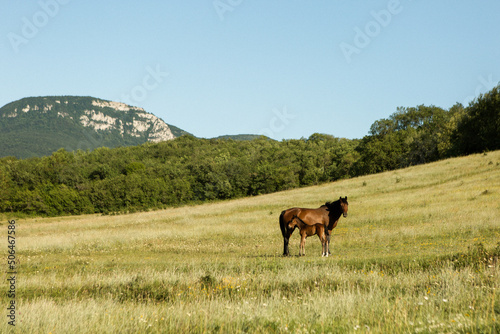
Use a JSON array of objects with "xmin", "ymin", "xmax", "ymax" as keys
[
  {"xmin": 279, "ymin": 197, "xmax": 348, "ymax": 256},
  {"xmin": 288, "ymin": 216, "xmax": 329, "ymax": 256}
]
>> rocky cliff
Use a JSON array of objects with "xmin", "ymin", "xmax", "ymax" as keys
[{"xmin": 0, "ymin": 96, "xmax": 185, "ymax": 158}]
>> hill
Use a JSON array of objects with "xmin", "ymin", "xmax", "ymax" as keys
[
  {"xmin": 4, "ymin": 151, "xmax": 499, "ymax": 332},
  {"xmin": 213, "ymin": 134, "xmax": 272, "ymax": 141},
  {"xmin": 0, "ymin": 96, "xmax": 190, "ymax": 158},
  {"xmin": 0, "ymin": 134, "xmax": 359, "ymax": 216}
]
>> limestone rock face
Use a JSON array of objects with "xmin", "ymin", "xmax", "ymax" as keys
[{"xmin": 0, "ymin": 96, "xmax": 181, "ymax": 158}]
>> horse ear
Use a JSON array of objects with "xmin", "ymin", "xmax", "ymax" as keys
[{"xmin": 345, "ymin": 196, "xmax": 347, "ymax": 201}]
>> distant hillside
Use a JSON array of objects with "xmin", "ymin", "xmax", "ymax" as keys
[
  {"xmin": 0, "ymin": 96, "xmax": 190, "ymax": 158},
  {"xmin": 168, "ymin": 123, "xmax": 192, "ymax": 138},
  {"xmin": 213, "ymin": 134, "xmax": 272, "ymax": 141}
]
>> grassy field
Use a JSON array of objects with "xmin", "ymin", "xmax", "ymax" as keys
[{"xmin": 2, "ymin": 151, "xmax": 500, "ymax": 333}]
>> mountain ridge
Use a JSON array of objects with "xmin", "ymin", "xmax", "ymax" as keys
[
  {"xmin": 213, "ymin": 134, "xmax": 273, "ymax": 141},
  {"xmin": 0, "ymin": 96, "xmax": 191, "ymax": 158}
]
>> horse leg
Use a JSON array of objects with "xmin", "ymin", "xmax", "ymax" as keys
[
  {"xmin": 327, "ymin": 230, "xmax": 331, "ymax": 255},
  {"xmin": 283, "ymin": 236, "xmax": 289, "ymax": 256},
  {"xmin": 300, "ymin": 233, "xmax": 306, "ymax": 256},
  {"xmin": 318, "ymin": 233, "xmax": 324, "ymax": 257},
  {"xmin": 282, "ymin": 226, "xmax": 295, "ymax": 256},
  {"xmin": 324, "ymin": 232, "xmax": 329, "ymax": 257},
  {"xmin": 280, "ymin": 212, "xmax": 293, "ymax": 256},
  {"xmin": 323, "ymin": 238, "xmax": 329, "ymax": 257},
  {"xmin": 287, "ymin": 227, "xmax": 296, "ymax": 256},
  {"xmin": 319, "ymin": 233, "xmax": 327, "ymax": 257},
  {"xmin": 321, "ymin": 236, "xmax": 325, "ymax": 257}
]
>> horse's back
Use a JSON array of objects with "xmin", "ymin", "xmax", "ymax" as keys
[
  {"xmin": 282, "ymin": 205, "xmax": 328, "ymax": 227},
  {"xmin": 297, "ymin": 207, "xmax": 328, "ymax": 225},
  {"xmin": 282, "ymin": 207, "xmax": 301, "ymax": 221}
]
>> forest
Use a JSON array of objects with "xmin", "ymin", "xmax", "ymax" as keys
[{"xmin": 0, "ymin": 85, "xmax": 498, "ymax": 216}]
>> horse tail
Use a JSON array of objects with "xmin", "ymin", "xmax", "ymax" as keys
[{"xmin": 279, "ymin": 210, "xmax": 287, "ymax": 237}]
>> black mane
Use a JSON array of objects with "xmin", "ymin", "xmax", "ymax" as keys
[
  {"xmin": 323, "ymin": 200, "xmax": 339, "ymax": 211},
  {"xmin": 324, "ymin": 197, "xmax": 348, "ymax": 211}
]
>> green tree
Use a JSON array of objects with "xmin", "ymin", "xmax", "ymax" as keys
[
  {"xmin": 453, "ymin": 84, "xmax": 500, "ymax": 154},
  {"xmin": 353, "ymin": 131, "xmax": 408, "ymax": 175}
]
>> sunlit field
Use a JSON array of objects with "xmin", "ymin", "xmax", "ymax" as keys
[{"xmin": 2, "ymin": 151, "xmax": 499, "ymax": 333}]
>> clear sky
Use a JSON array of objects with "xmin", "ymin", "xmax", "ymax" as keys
[{"xmin": 1, "ymin": 1, "xmax": 499, "ymax": 140}]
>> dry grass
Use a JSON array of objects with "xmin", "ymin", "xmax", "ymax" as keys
[{"xmin": 1, "ymin": 151, "xmax": 499, "ymax": 333}]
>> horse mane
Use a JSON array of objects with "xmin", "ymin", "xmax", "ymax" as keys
[{"xmin": 323, "ymin": 200, "xmax": 339, "ymax": 211}]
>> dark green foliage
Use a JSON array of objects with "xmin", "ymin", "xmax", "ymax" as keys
[
  {"xmin": 166, "ymin": 123, "xmax": 193, "ymax": 138},
  {"xmin": 353, "ymin": 104, "xmax": 456, "ymax": 175},
  {"xmin": 0, "ymin": 135, "xmax": 358, "ymax": 216},
  {"xmin": 213, "ymin": 134, "xmax": 270, "ymax": 141},
  {"xmin": 452, "ymin": 85, "xmax": 500, "ymax": 154},
  {"xmin": 353, "ymin": 84, "xmax": 499, "ymax": 175},
  {"xmin": 1, "ymin": 85, "xmax": 498, "ymax": 216},
  {"xmin": 199, "ymin": 273, "xmax": 217, "ymax": 289}
]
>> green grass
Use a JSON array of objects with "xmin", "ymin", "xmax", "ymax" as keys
[{"xmin": 2, "ymin": 151, "xmax": 500, "ymax": 333}]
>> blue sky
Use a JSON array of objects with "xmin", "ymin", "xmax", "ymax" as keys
[{"xmin": 1, "ymin": 1, "xmax": 499, "ymax": 140}]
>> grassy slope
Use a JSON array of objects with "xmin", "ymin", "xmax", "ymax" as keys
[{"xmin": 2, "ymin": 151, "xmax": 500, "ymax": 333}]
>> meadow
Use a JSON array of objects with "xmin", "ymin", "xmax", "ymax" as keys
[{"xmin": 1, "ymin": 151, "xmax": 499, "ymax": 333}]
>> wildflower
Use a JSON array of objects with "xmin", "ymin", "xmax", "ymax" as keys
[{"xmin": 443, "ymin": 299, "xmax": 448, "ymax": 303}]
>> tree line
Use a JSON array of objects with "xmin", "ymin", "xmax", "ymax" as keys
[{"xmin": 1, "ymin": 85, "xmax": 498, "ymax": 216}]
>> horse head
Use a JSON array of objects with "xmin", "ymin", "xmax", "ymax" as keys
[{"xmin": 339, "ymin": 196, "xmax": 348, "ymax": 218}]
